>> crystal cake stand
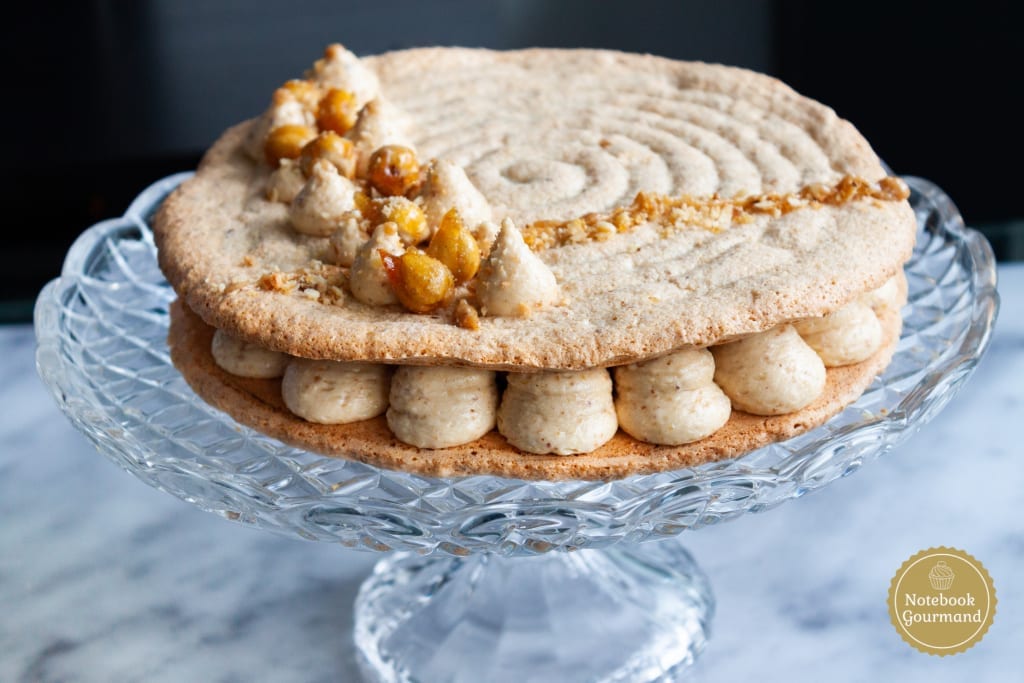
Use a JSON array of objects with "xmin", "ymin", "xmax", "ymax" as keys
[{"xmin": 35, "ymin": 175, "xmax": 997, "ymax": 682}]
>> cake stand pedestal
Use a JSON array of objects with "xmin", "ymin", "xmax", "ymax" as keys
[{"xmin": 355, "ymin": 543, "xmax": 710, "ymax": 682}]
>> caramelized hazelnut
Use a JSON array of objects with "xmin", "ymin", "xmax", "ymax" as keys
[
  {"xmin": 367, "ymin": 145, "xmax": 420, "ymax": 197},
  {"xmin": 264, "ymin": 124, "xmax": 316, "ymax": 166},
  {"xmin": 877, "ymin": 176, "xmax": 910, "ymax": 201},
  {"xmin": 378, "ymin": 197, "xmax": 429, "ymax": 245},
  {"xmin": 426, "ymin": 208, "xmax": 480, "ymax": 284},
  {"xmin": 354, "ymin": 189, "xmax": 373, "ymax": 218},
  {"xmin": 316, "ymin": 88, "xmax": 359, "ymax": 135},
  {"xmin": 299, "ymin": 131, "xmax": 357, "ymax": 178},
  {"xmin": 380, "ymin": 248, "xmax": 454, "ymax": 313}
]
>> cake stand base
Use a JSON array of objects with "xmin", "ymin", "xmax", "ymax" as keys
[{"xmin": 354, "ymin": 541, "xmax": 712, "ymax": 682}]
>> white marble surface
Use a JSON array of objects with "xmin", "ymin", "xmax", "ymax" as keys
[{"xmin": 1, "ymin": 265, "xmax": 1021, "ymax": 683}]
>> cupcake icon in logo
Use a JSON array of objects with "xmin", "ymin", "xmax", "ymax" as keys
[{"xmin": 928, "ymin": 560, "xmax": 955, "ymax": 590}]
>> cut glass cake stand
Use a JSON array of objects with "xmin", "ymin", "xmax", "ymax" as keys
[{"xmin": 35, "ymin": 175, "xmax": 997, "ymax": 682}]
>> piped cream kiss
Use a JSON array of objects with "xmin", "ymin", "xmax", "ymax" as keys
[{"xmin": 477, "ymin": 219, "xmax": 560, "ymax": 317}]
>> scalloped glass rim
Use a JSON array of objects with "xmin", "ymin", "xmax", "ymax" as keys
[{"xmin": 34, "ymin": 175, "xmax": 998, "ymax": 555}]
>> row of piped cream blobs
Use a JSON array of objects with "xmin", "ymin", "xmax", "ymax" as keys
[{"xmin": 210, "ymin": 274, "xmax": 902, "ymax": 455}]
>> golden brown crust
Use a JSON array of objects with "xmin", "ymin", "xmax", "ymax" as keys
[
  {"xmin": 168, "ymin": 296, "xmax": 903, "ymax": 481},
  {"xmin": 153, "ymin": 48, "xmax": 916, "ymax": 371}
]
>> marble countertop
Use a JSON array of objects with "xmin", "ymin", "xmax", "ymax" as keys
[{"xmin": 2, "ymin": 264, "xmax": 1020, "ymax": 683}]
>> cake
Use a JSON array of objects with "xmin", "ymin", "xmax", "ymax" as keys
[{"xmin": 155, "ymin": 44, "xmax": 915, "ymax": 480}]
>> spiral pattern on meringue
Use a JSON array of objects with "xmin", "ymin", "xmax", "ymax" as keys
[{"xmin": 373, "ymin": 49, "xmax": 878, "ymax": 226}]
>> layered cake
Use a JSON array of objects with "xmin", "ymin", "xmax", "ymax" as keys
[{"xmin": 156, "ymin": 45, "xmax": 915, "ymax": 479}]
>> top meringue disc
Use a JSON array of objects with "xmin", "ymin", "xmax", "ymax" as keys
[{"xmin": 155, "ymin": 47, "xmax": 915, "ymax": 370}]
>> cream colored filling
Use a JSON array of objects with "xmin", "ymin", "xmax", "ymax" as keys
[
  {"xmin": 306, "ymin": 43, "xmax": 380, "ymax": 109},
  {"xmin": 711, "ymin": 324, "xmax": 827, "ymax": 416},
  {"xmin": 281, "ymin": 358, "xmax": 390, "ymax": 424},
  {"xmin": 208, "ymin": 280, "xmax": 896, "ymax": 449},
  {"xmin": 614, "ymin": 348, "xmax": 731, "ymax": 445},
  {"xmin": 350, "ymin": 223, "xmax": 404, "ymax": 306},
  {"xmin": 792, "ymin": 300, "xmax": 882, "ymax": 367},
  {"xmin": 290, "ymin": 161, "xmax": 358, "ymax": 237},
  {"xmin": 477, "ymin": 218, "xmax": 560, "ymax": 317},
  {"xmin": 265, "ymin": 159, "xmax": 306, "ymax": 204},
  {"xmin": 329, "ymin": 213, "xmax": 370, "ymax": 267},
  {"xmin": 211, "ymin": 328, "xmax": 289, "ymax": 378},
  {"xmin": 497, "ymin": 368, "xmax": 618, "ymax": 455},
  {"xmin": 420, "ymin": 159, "xmax": 494, "ymax": 232},
  {"xmin": 472, "ymin": 220, "xmax": 500, "ymax": 259},
  {"xmin": 387, "ymin": 366, "xmax": 498, "ymax": 448},
  {"xmin": 861, "ymin": 274, "xmax": 904, "ymax": 315}
]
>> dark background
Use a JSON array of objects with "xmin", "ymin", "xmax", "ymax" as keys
[{"xmin": 3, "ymin": 0, "xmax": 1021, "ymax": 321}]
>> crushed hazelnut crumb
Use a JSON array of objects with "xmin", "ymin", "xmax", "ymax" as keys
[
  {"xmin": 521, "ymin": 175, "xmax": 910, "ymax": 250},
  {"xmin": 258, "ymin": 261, "xmax": 347, "ymax": 303},
  {"xmin": 454, "ymin": 299, "xmax": 481, "ymax": 330},
  {"xmin": 593, "ymin": 221, "xmax": 616, "ymax": 241},
  {"xmin": 257, "ymin": 271, "xmax": 294, "ymax": 293}
]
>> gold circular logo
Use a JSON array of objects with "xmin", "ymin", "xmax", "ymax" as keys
[{"xmin": 888, "ymin": 547, "xmax": 996, "ymax": 655}]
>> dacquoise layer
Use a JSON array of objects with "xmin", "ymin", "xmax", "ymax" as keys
[{"xmin": 157, "ymin": 45, "xmax": 915, "ymax": 479}]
